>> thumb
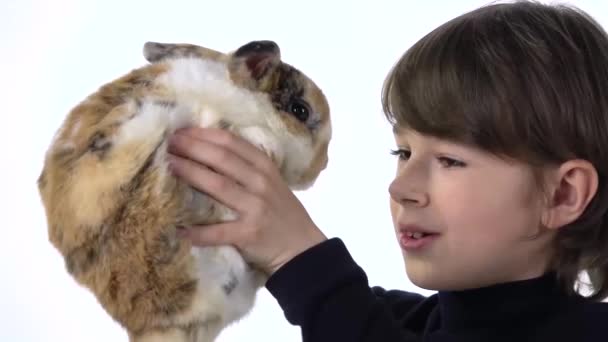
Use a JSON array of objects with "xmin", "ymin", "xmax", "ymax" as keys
[{"xmin": 178, "ymin": 222, "xmax": 238, "ymax": 246}]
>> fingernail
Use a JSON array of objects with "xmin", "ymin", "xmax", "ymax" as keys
[{"xmin": 167, "ymin": 155, "xmax": 179, "ymax": 173}]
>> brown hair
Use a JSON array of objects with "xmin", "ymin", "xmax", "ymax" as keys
[{"xmin": 381, "ymin": 0, "xmax": 608, "ymax": 301}]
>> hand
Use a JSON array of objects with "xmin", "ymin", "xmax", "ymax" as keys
[{"xmin": 167, "ymin": 127, "xmax": 327, "ymax": 275}]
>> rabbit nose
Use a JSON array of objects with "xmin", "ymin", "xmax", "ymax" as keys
[{"xmin": 234, "ymin": 40, "xmax": 279, "ymax": 57}]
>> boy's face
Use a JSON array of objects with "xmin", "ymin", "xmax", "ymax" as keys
[{"xmin": 389, "ymin": 127, "xmax": 556, "ymax": 291}]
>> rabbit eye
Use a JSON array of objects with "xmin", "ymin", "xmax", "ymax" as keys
[{"xmin": 289, "ymin": 100, "xmax": 310, "ymax": 122}]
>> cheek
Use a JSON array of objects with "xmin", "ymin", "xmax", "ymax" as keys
[
  {"xmin": 438, "ymin": 173, "xmax": 539, "ymax": 239},
  {"xmin": 389, "ymin": 198, "xmax": 399, "ymax": 224}
]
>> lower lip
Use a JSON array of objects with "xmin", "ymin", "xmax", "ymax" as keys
[{"xmin": 399, "ymin": 233, "xmax": 440, "ymax": 251}]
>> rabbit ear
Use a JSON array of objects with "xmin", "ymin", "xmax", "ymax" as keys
[
  {"xmin": 231, "ymin": 40, "xmax": 281, "ymax": 80},
  {"xmin": 143, "ymin": 42, "xmax": 176, "ymax": 62},
  {"xmin": 143, "ymin": 42, "xmax": 224, "ymax": 63}
]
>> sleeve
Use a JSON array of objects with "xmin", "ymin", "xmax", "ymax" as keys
[{"xmin": 265, "ymin": 238, "xmax": 427, "ymax": 342}]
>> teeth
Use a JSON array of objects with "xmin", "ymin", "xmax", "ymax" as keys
[{"xmin": 407, "ymin": 232, "xmax": 425, "ymax": 239}]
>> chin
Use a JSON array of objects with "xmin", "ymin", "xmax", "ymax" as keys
[
  {"xmin": 403, "ymin": 259, "xmax": 459, "ymax": 291},
  {"xmin": 404, "ymin": 260, "xmax": 438, "ymax": 290},
  {"xmin": 407, "ymin": 271, "xmax": 443, "ymax": 291}
]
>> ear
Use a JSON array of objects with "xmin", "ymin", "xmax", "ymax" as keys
[
  {"xmin": 541, "ymin": 159, "xmax": 598, "ymax": 230},
  {"xmin": 143, "ymin": 41, "xmax": 224, "ymax": 63},
  {"xmin": 230, "ymin": 40, "xmax": 281, "ymax": 80}
]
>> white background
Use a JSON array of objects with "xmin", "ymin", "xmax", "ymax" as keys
[{"xmin": 2, "ymin": 0, "xmax": 607, "ymax": 341}]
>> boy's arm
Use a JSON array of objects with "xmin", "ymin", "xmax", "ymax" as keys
[{"xmin": 265, "ymin": 238, "xmax": 426, "ymax": 341}]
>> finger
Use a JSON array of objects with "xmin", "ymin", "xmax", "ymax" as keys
[
  {"xmin": 178, "ymin": 222, "xmax": 240, "ymax": 247},
  {"xmin": 169, "ymin": 132, "xmax": 252, "ymax": 182},
  {"xmin": 177, "ymin": 127, "xmax": 276, "ymax": 176},
  {"xmin": 168, "ymin": 154, "xmax": 254, "ymax": 213},
  {"xmin": 169, "ymin": 133, "xmax": 271, "ymax": 194}
]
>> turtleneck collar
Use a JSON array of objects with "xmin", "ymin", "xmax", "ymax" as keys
[{"xmin": 436, "ymin": 272, "xmax": 574, "ymax": 333}]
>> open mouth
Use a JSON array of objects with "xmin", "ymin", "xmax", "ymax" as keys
[
  {"xmin": 399, "ymin": 231, "xmax": 440, "ymax": 250},
  {"xmin": 404, "ymin": 232, "xmax": 432, "ymax": 239}
]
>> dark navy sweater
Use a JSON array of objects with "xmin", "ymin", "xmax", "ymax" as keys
[{"xmin": 265, "ymin": 238, "xmax": 608, "ymax": 341}]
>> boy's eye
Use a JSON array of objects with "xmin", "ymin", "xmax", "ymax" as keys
[
  {"xmin": 438, "ymin": 157, "xmax": 466, "ymax": 168},
  {"xmin": 390, "ymin": 149, "xmax": 466, "ymax": 168},
  {"xmin": 390, "ymin": 148, "xmax": 411, "ymax": 161}
]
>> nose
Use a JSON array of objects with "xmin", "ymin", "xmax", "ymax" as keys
[{"xmin": 388, "ymin": 168, "xmax": 430, "ymax": 207}]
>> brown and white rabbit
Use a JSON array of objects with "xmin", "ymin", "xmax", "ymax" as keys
[{"xmin": 36, "ymin": 40, "xmax": 331, "ymax": 342}]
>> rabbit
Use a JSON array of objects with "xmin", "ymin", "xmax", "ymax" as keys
[{"xmin": 36, "ymin": 39, "xmax": 331, "ymax": 342}]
